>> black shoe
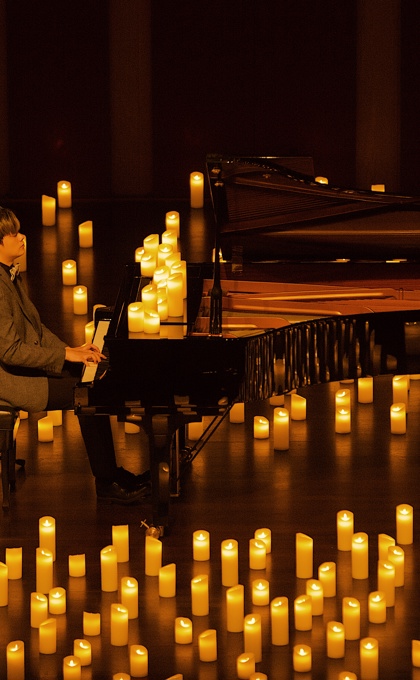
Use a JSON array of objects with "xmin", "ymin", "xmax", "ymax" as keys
[
  {"xmin": 116, "ymin": 466, "xmax": 151, "ymax": 489},
  {"xmin": 96, "ymin": 480, "xmax": 150, "ymax": 505}
]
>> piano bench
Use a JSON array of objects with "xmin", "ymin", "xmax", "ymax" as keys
[{"xmin": 0, "ymin": 407, "xmax": 25, "ymax": 509}]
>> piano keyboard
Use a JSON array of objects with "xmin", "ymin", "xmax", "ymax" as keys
[{"xmin": 81, "ymin": 319, "xmax": 110, "ymax": 383}]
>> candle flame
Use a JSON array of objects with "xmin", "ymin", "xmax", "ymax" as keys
[
  {"xmin": 135, "ymin": 648, "xmax": 145, "ymax": 656},
  {"xmin": 310, "ymin": 582, "xmax": 321, "ymax": 592},
  {"xmin": 197, "ymin": 532, "xmax": 206, "ymax": 541},
  {"xmin": 126, "ymin": 579, "xmax": 136, "ymax": 588},
  {"xmin": 256, "ymin": 582, "xmax": 266, "ymax": 590},
  {"xmin": 52, "ymin": 590, "xmax": 62, "ymax": 599},
  {"xmin": 225, "ymin": 542, "xmax": 234, "ymax": 551},
  {"xmin": 247, "ymin": 617, "xmax": 257, "ymax": 625},
  {"xmin": 75, "ymin": 287, "xmax": 84, "ymax": 295},
  {"xmin": 332, "ymin": 625, "xmax": 342, "ymax": 633},
  {"xmin": 68, "ymin": 659, "xmax": 78, "ymax": 667},
  {"xmin": 341, "ymin": 512, "xmax": 351, "ymax": 521},
  {"xmin": 364, "ymin": 642, "xmax": 375, "ymax": 650},
  {"xmin": 348, "ymin": 600, "xmax": 358, "ymax": 608},
  {"xmin": 60, "ymin": 182, "xmax": 68, "ymax": 189},
  {"xmin": 298, "ymin": 647, "xmax": 308, "ymax": 656},
  {"xmin": 354, "ymin": 535, "xmax": 365, "ymax": 544},
  {"xmin": 180, "ymin": 619, "xmax": 190, "ymax": 628},
  {"xmin": 399, "ymin": 506, "xmax": 411, "ymax": 515},
  {"xmin": 9, "ymin": 643, "xmax": 20, "ymax": 652},
  {"xmin": 42, "ymin": 518, "xmax": 53, "ymax": 527},
  {"xmin": 254, "ymin": 539, "xmax": 266, "ymax": 550},
  {"xmin": 383, "ymin": 562, "xmax": 394, "ymax": 570},
  {"xmin": 372, "ymin": 594, "xmax": 382, "ymax": 602},
  {"xmin": 240, "ymin": 655, "xmax": 252, "ymax": 664}
]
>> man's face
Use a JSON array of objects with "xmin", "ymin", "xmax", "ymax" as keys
[{"xmin": 0, "ymin": 231, "xmax": 25, "ymax": 266}]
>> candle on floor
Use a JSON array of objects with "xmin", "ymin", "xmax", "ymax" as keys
[
  {"xmin": 128, "ymin": 302, "xmax": 144, "ymax": 333},
  {"xmin": 198, "ymin": 629, "xmax": 217, "ymax": 662},
  {"xmin": 221, "ymin": 539, "xmax": 239, "ymax": 586},
  {"xmin": 396, "ymin": 503, "xmax": 413, "ymax": 544},
  {"xmin": 378, "ymin": 560, "xmax": 395, "ymax": 607},
  {"xmin": 412, "ymin": 640, "xmax": 420, "ymax": 668},
  {"xmin": 130, "ymin": 645, "xmax": 148, "ymax": 677},
  {"xmin": 343, "ymin": 597, "xmax": 361, "ymax": 640},
  {"xmin": 190, "ymin": 171, "xmax": 204, "ymax": 208},
  {"xmin": 42, "ymin": 195, "xmax": 56, "ymax": 226},
  {"xmin": 335, "ymin": 407, "xmax": 351, "ymax": 433},
  {"xmin": 270, "ymin": 596, "xmax": 289, "ymax": 645},
  {"xmin": 112, "ymin": 524, "xmax": 129, "ymax": 563},
  {"xmin": 39, "ymin": 516, "xmax": 56, "ymax": 561},
  {"xmin": 388, "ymin": 545, "xmax": 405, "ymax": 587},
  {"xmin": 7, "ymin": 640, "xmax": 25, "ymax": 680},
  {"xmin": 111, "ymin": 603, "xmax": 129, "ymax": 646},
  {"xmin": 390, "ymin": 402, "xmax": 406, "ymax": 434},
  {"xmin": 191, "ymin": 574, "xmax": 209, "ymax": 616},
  {"xmin": 57, "ymin": 180, "xmax": 72, "ymax": 208},
  {"xmin": 165, "ymin": 211, "xmax": 180, "ymax": 237},
  {"xmin": 73, "ymin": 286, "xmax": 88, "ymax": 315},
  {"xmin": 291, "ymin": 394, "xmax": 306, "ymax": 420},
  {"xmin": 254, "ymin": 527, "xmax": 271, "ymax": 554},
  {"xmin": 273, "ymin": 407, "xmax": 289, "ymax": 449},
  {"xmin": 360, "ymin": 638, "xmax": 379, "ymax": 680},
  {"xmin": 47, "ymin": 410, "xmax": 62, "ymax": 426},
  {"xmin": 358, "ymin": 376, "xmax": 373, "ymax": 403},
  {"xmin": 229, "ymin": 402, "xmax": 245, "ymax": 423},
  {"xmin": 0, "ymin": 562, "xmax": 8, "ymax": 606},
  {"xmin": 159, "ymin": 563, "xmax": 176, "ymax": 598},
  {"xmin": 249, "ymin": 539, "xmax": 266, "ymax": 570},
  {"xmin": 226, "ymin": 584, "xmax": 244, "ymax": 632},
  {"xmin": 327, "ymin": 621, "xmax": 345, "ymax": 659},
  {"xmin": 306, "ymin": 579, "xmax": 323, "ymax": 615},
  {"xmin": 121, "ymin": 577, "xmax": 139, "ymax": 619},
  {"xmin": 237, "ymin": 653, "xmax": 255, "ymax": 679},
  {"xmin": 337, "ymin": 510, "xmax": 354, "ymax": 551},
  {"xmin": 78, "ymin": 220, "xmax": 93, "ymax": 248},
  {"xmin": 39, "ymin": 618, "xmax": 56, "ymax": 655},
  {"xmin": 378, "ymin": 533, "xmax": 395, "ymax": 561},
  {"xmin": 63, "ymin": 655, "xmax": 81, "ymax": 680},
  {"xmin": 100, "ymin": 545, "xmax": 118, "ymax": 592},
  {"xmin": 253, "ymin": 416, "xmax": 269, "ymax": 439},
  {"xmin": 5, "ymin": 547, "xmax": 22, "ymax": 580},
  {"xmin": 188, "ymin": 420, "xmax": 203, "ymax": 440},
  {"xmin": 30, "ymin": 592, "xmax": 48, "ymax": 628},
  {"xmin": 392, "ymin": 374, "xmax": 409, "ymax": 405},
  {"xmin": 145, "ymin": 535, "xmax": 162, "ymax": 575},
  {"xmin": 48, "ymin": 587, "xmax": 66, "ymax": 615},
  {"xmin": 193, "ymin": 530, "xmax": 210, "ymax": 561},
  {"xmin": 68, "ymin": 554, "xmax": 86, "ymax": 577},
  {"xmin": 368, "ymin": 591, "xmax": 386, "ymax": 624},
  {"xmin": 252, "ymin": 579, "xmax": 270, "ymax": 606},
  {"xmin": 73, "ymin": 639, "xmax": 92, "ymax": 666},
  {"xmin": 336, "ymin": 388, "xmax": 351, "ymax": 408},
  {"xmin": 351, "ymin": 532, "xmax": 369, "ymax": 579},
  {"xmin": 294, "ymin": 594, "xmax": 312, "ymax": 631},
  {"xmin": 83, "ymin": 612, "xmax": 101, "ymax": 636},
  {"xmin": 175, "ymin": 617, "xmax": 193, "ymax": 644},
  {"xmin": 37, "ymin": 416, "xmax": 54, "ymax": 442},
  {"xmin": 244, "ymin": 614, "xmax": 262, "ymax": 663},
  {"xmin": 36, "ymin": 548, "xmax": 53, "ymax": 594},
  {"xmin": 293, "ymin": 644, "xmax": 312, "ymax": 672},
  {"xmin": 318, "ymin": 561, "xmax": 336, "ymax": 597},
  {"xmin": 62, "ymin": 259, "xmax": 77, "ymax": 285},
  {"xmin": 296, "ymin": 532, "xmax": 313, "ymax": 578}
]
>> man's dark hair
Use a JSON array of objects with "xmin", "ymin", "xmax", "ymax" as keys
[{"xmin": 0, "ymin": 207, "xmax": 20, "ymax": 243}]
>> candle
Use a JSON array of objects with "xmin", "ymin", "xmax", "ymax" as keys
[
  {"xmin": 48, "ymin": 587, "xmax": 66, "ymax": 614},
  {"xmin": 143, "ymin": 310, "xmax": 160, "ymax": 334},
  {"xmin": 198, "ymin": 629, "xmax": 217, "ymax": 662},
  {"xmin": 111, "ymin": 603, "xmax": 129, "ymax": 646},
  {"xmin": 30, "ymin": 592, "xmax": 48, "ymax": 628},
  {"xmin": 226, "ymin": 584, "xmax": 244, "ymax": 632},
  {"xmin": 191, "ymin": 574, "xmax": 209, "ymax": 616},
  {"xmin": 368, "ymin": 590, "xmax": 386, "ymax": 624},
  {"xmin": 413, "ymin": 640, "xmax": 420, "ymax": 668},
  {"xmin": 327, "ymin": 621, "xmax": 345, "ymax": 659},
  {"xmin": 39, "ymin": 618, "xmax": 56, "ymax": 654},
  {"xmin": 253, "ymin": 416, "xmax": 269, "ymax": 439},
  {"xmin": 273, "ymin": 407, "xmax": 289, "ymax": 449},
  {"xmin": 296, "ymin": 532, "xmax": 313, "ymax": 578},
  {"xmin": 127, "ymin": 302, "xmax": 144, "ymax": 333},
  {"xmin": 249, "ymin": 539, "xmax": 266, "ymax": 570},
  {"xmin": 193, "ymin": 530, "xmax": 210, "ymax": 561},
  {"xmin": 78, "ymin": 220, "xmax": 93, "ymax": 248},
  {"xmin": 100, "ymin": 545, "xmax": 118, "ymax": 592},
  {"xmin": 159, "ymin": 563, "xmax": 176, "ymax": 597},
  {"xmin": 141, "ymin": 283, "xmax": 157, "ymax": 310},
  {"xmin": 63, "ymin": 656, "xmax": 81, "ymax": 680},
  {"xmin": 171, "ymin": 260, "xmax": 187, "ymax": 298},
  {"xmin": 343, "ymin": 597, "xmax": 361, "ymax": 640},
  {"xmin": 36, "ymin": 548, "xmax": 53, "ymax": 594},
  {"xmin": 143, "ymin": 233, "xmax": 159, "ymax": 255},
  {"xmin": 145, "ymin": 535, "xmax": 162, "ymax": 575},
  {"xmin": 57, "ymin": 180, "xmax": 72, "ymax": 208},
  {"xmin": 37, "ymin": 416, "xmax": 54, "ymax": 442},
  {"xmin": 252, "ymin": 579, "xmax": 270, "ymax": 606},
  {"xmin": 130, "ymin": 644, "xmax": 148, "ymax": 677},
  {"xmin": 338, "ymin": 673, "xmax": 357, "ymax": 680},
  {"xmin": 306, "ymin": 578, "xmax": 323, "ymax": 615},
  {"xmin": 390, "ymin": 402, "xmax": 406, "ymax": 434},
  {"xmin": 237, "ymin": 653, "xmax": 255, "ymax": 679},
  {"xmin": 157, "ymin": 244, "xmax": 173, "ymax": 267},
  {"xmin": 337, "ymin": 510, "xmax": 354, "ymax": 551},
  {"xmin": 175, "ymin": 617, "xmax": 193, "ymax": 644},
  {"xmin": 5, "ymin": 547, "xmax": 22, "ymax": 580},
  {"xmin": 162, "ymin": 229, "xmax": 178, "ymax": 251},
  {"xmin": 140, "ymin": 253, "xmax": 156, "ymax": 277},
  {"xmin": 371, "ymin": 183, "xmax": 385, "ymax": 191},
  {"xmin": 112, "ymin": 524, "xmax": 129, "ymax": 563},
  {"xmin": 244, "ymin": 614, "xmax": 262, "ymax": 663},
  {"xmin": 230, "ymin": 402, "xmax": 245, "ymax": 423},
  {"xmin": 254, "ymin": 527, "xmax": 271, "ymax": 554},
  {"xmin": 351, "ymin": 532, "xmax": 369, "ymax": 579},
  {"xmin": 62, "ymin": 259, "xmax": 77, "ymax": 285},
  {"xmin": 396, "ymin": 503, "xmax": 413, "ymax": 544},
  {"xmin": 392, "ymin": 374, "xmax": 409, "ymax": 405},
  {"xmin": 153, "ymin": 264, "xmax": 170, "ymax": 285},
  {"xmin": 0, "ymin": 562, "xmax": 8, "ymax": 606},
  {"xmin": 336, "ymin": 388, "xmax": 351, "ymax": 408},
  {"xmin": 135, "ymin": 246, "xmax": 145, "ymax": 262},
  {"xmin": 294, "ymin": 594, "xmax": 312, "ymax": 631},
  {"xmin": 358, "ymin": 376, "xmax": 373, "ymax": 403},
  {"xmin": 113, "ymin": 675, "xmax": 130, "ymax": 680},
  {"xmin": 167, "ymin": 272, "xmax": 184, "ymax": 316},
  {"xmin": 73, "ymin": 639, "xmax": 91, "ymax": 666},
  {"xmin": 68, "ymin": 554, "xmax": 86, "ymax": 577},
  {"xmin": 388, "ymin": 545, "xmax": 405, "ymax": 586},
  {"xmin": 7, "ymin": 640, "xmax": 25, "ymax": 680},
  {"xmin": 190, "ymin": 171, "xmax": 204, "ymax": 208},
  {"xmin": 378, "ymin": 533, "xmax": 395, "ymax": 561},
  {"xmin": 318, "ymin": 561, "xmax": 336, "ymax": 597},
  {"xmin": 270, "ymin": 596, "xmax": 289, "ymax": 645},
  {"xmin": 42, "ymin": 195, "xmax": 56, "ymax": 226},
  {"xmin": 291, "ymin": 393, "xmax": 306, "ymax": 420},
  {"xmin": 360, "ymin": 637, "xmax": 379, "ymax": 680},
  {"xmin": 249, "ymin": 674, "xmax": 267, "ymax": 680},
  {"xmin": 121, "ymin": 576, "xmax": 139, "ymax": 619},
  {"xmin": 165, "ymin": 211, "xmax": 180, "ymax": 237},
  {"xmin": 157, "ymin": 292, "xmax": 168, "ymax": 320},
  {"xmin": 293, "ymin": 644, "xmax": 312, "ymax": 672},
  {"xmin": 39, "ymin": 516, "xmax": 56, "ymax": 560},
  {"xmin": 47, "ymin": 409, "xmax": 62, "ymax": 426},
  {"xmin": 84, "ymin": 320, "xmax": 95, "ymax": 343},
  {"xmin": 221, "ymin": 539, "xmax": 238, "ymax": 586},
  {"xmin": 378, "ymin": 560, "xmax": 395, "ymax": 607},
  {"xmin": 83, "ymin": 612, "xmax": 101, "ymax": 636},
  {"xmin": 335, "ymin": 407, "xmax": 351, "ymax": 433}
]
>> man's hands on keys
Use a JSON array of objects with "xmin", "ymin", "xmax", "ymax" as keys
[{"xmin": 65, "ymin": 344, "xmax": 107, "ymax": 367}]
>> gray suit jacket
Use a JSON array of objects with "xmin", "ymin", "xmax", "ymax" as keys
[{"xmin": 0, "ymin": 266, "xmax": 66, "ymax": 412}]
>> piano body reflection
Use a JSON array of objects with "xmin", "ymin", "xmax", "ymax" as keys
[{"xmin": 74, "ymin": 155, "xmax": 420, "ymax": 532}]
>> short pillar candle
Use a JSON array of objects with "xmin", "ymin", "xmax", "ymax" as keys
[
  {"xmin": 396, "ymin": 503, "xmax": 413, "ymax": 544},
  {"xmin": 293, "ymin": 644, "xmax": 312, "ymax": 672},
  {"xmin": 351, "ymin": 532, "xmax": 369, "ymax": 579},
  {"xmin": 63, "ymin": 655, "xmax": 81, "ymax": 680},
  {"xmin": 237, "ymin": 653, "xmax": 255, "ymax": 679},
  {"xmin": 327, "ymin": 621, "xmax": 345, "ymax": 659},
  {"xmin": 190, "ymin": 171, "xmax": 204, "ymax": 208},
  {"xmin": 7, "ymin": 640, "xmax": 25, "ymax": 680},
  {"xmin": 193, "ymin": 530, "xmax": 210, "ymax": 561},
  {"xmin": 337, "ymin": 510, "xmax": 354, "ymax": 551},
  {"xmin": 360, "ymin": 637, "xmax": 379, "ymax": 680},
  {"xmin": 110, "ymin": 603, "xmax": 129, "ymax": 646},
  {"xmin": 253, "ymin": 416, "xmax": 269, "ymax": 439},
  {"xmin": 175, "ymin": 617, "xmax": 193, "ymax": 644},
  {"xmin": 270, "ymin": 596, "xmax": 289, "ymax": 645},
  {"xmin": 198, "ymin": 629, "xmax": 217, "ymax": 662},
  {"xmin": 244, "ymin": 614, "xmax": 262, "ymax": 663},
  {"xmin": 318, "ymin": 561, "xmax": 336, "ymax": 597},
  {"xmin": 296, "ymin": 532, "xmax": 313, "ymax": 578},
  {"xmin": 342, "ymin": 597, "xmax": 361, "ymax": 640},
  {"xmin": 130, "ymin": 644, "xmax": 148, "ymax": 677},
  {"xmin": 221, "ymin": 539, "xmax": 239, "ymax": 587}
]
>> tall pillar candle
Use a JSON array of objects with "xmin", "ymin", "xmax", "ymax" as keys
[
  {"xmin": 73, "ymin": 640, "xmax": 91, "ymax": 666},
  {"xmin": 351, "ymin": 532, "xmax": 369, "ymax": 579},
  {"xmin": 0, "ymin": 562, "xmax": 8, "ymax": 606},
  {"xmin": 318, "ymin": 561, "xmax": 336, "ymax": 597},
  {"xmin": 358, "ymin": 376, "xmax": 374, "ymax": 403},
  {"xmin": 249, "ymin": 538, "xmax": 266, "ymax": 570},
  {"xmin": 293, "ymin": 645, "xmax": 312, "ymax": 672},
  {"xmin": 30, "ymin": 592, "xmax": 48, "ymax": 628},
  {"xmin": 254, "ymin": 527, "xmax": 271, "ymax": 554},
  {"xmin": 57, "ymin": 181, "xmax": 72, "ymax": 208},
  {"xmin": 221, "ymin": 539, "xmax": 238, "ymax": 586},
  {"xmin": 291, "ymin": 393, "xmax": 306, "ymax": 420},
  {"xmin": 193, "ymin": 530, "xmax": 210, "ymax": 561},
  {"xmin": 100, "ymin": 545, "xmax": 118, "ymax": 592},
  {"xmin": 190, "ymin": 171, "xmax": 204, "ymax": 208},
  {"xmin": 110, "ymin": 603, "xmax": 129, "ymax": 646},
  {"xmin": 39, "ymin": 516, "xmax": 56, "ymax": 561},
  {"xmin": 390, "ymin": 403, "xmax": 406, "ymax": 434},
  {"xmin": 388, "ymin": 545, "xmax": 405, "ymax": 587},
  {"xmin": 342, "ymin": 597, "xmax": 361, "ymax": 640},
  {"xmin": 392, "ymin": 374, "xmax": 408, "ymax": 405},
  {"xmin": 121, "ymin": 577, "xmax": 139, "ymax": 619},
  {"xmin": 360, "ymin": 637, "xmax": 379, "ymax": 680},
  {"xmin": 396, "ymin": 503, "xmax": 413, "ymax": 544},
  {"xmin": 39, "ymin": 618, "xmax": 57, "ymax": 655},
  {"xmin": 270, "ymin": 596, "xmax": 289, "ymax": 645},
  {"xmin": 191, "ymin": 574, "xmax": 209, "ymax": 616},
  {"xmin": 78, "ymin": 220, "xmax": 93, "ymax": 248},
  {"xmin": 377, "ymin": 560, "xmax": 395, "ymax": 607},
  {"xmin": 336, "ymin": 388, "xmax": 351, "ymax": 408},
  {"xmin": 130, "ymin": 644, "xmax": 148, "ymax": 677},
  {"xmin": 337, "ymin": 510, "xmax": 354, "ymax": 551},
  {"xmin": 198, "ymin": 629, "xmax": 217, "ymax": 662},
  {"xmin": 171, "ymin": 260, "xmax": 187, "ymax": 298},
  {"xmin": 413, "ymin": 640, "xmax": 420, "ymax": 668},
  {"xmin": 327, "ymin": 621, "xmax": 345, "ymax": 659},
  {"xmin": 73, "ymin": 286, "xmax": 88, "ymax": 315},
  {"xmin": 294, "ymin": 594, "xmax": 312, "ymax": 631},
  {"xmin": 112, "ymin": 524, "xmax": 129, "ymax": 563},
  {"xmin": 237, "ymin": 653, "xmax": 255, "ymax": 679},
  {"xmin": 36, "ymin": 548, "xmax": 53, "ymax": 594},
  {"xmin": 296, "ymin": 532, "xmax": 313, "ymax": 578},
  {"xmin": 368, "ymin": 591, "xmax": 386, "ymax": 624},
  {"xmin": 5, "ymin": 547, "xmax": 22, "ymax": 580},
  {"xmin": 273, "ymin": 407, "xmax": 289, "ymax": 449},
  {"xmin": 378, "ymin": 533, "xmax": 395, "ymax": 561},
  {"xmin": 306, "ymin": 579, "xmax": 323, "ymax": 615},
  {"xmin": 244, "ymin": 614, "xmax": 262, "ymax": 663},
  {"xmin": 230, "ymin": 402, "xmax": 245, "ymax": 423},
  {"xmin": 7, "ymin": 641, "xmax": 25, "ymax": 680},
  {"xmin": 226, "ymin": 584, "xmax": 244, "ymax": 632},
  {"xmin": 159, "ymin": 563, "xmax": 176, "ymax": 597},
  {"xmin": 145, "ymin": 535, "xmax": 162, "ymax": 575},
  {"xmin": 167, "ymin": 273, "xmax": 184, "ymax": 317},
  {"xmin": 42, "ymin": 195, "xmax": 56, "ymax": 226}
]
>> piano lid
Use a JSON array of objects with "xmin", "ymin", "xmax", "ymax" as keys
[{"xmin": 206, "ymin": 154, "xmax": 420, "ymax": 262}]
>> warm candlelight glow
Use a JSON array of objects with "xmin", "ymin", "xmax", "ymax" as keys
[
  {"xmin": 57, "ymin": 180, "xmax": 72, "ymax": 208},
  {"xmin": 73, "ymin": 286, "xmax": 88, "ymax": 315},
  {"xmin": 190, "ymin": 171, "xmax": 204, "ymax": 208},
  {"xmin": 78, "ymin": 220, "xmax": 93, "ymax": 248},
  {"xmin": 62, "ymin": 259, "xmax": 77, "ymax": 285}
]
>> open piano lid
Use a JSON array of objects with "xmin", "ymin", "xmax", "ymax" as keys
[{"xmin": 206, "ymin": 154, "xmax": 420, "ymax": 262}]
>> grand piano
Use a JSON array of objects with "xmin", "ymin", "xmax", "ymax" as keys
[{"xmin": 74, "ymin": 155, "xmax": 420, "ymax": 533}]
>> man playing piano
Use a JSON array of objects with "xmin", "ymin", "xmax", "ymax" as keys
[{"xmin": 0, "ymin": 206, "xmax": 149, "ymax": 504}]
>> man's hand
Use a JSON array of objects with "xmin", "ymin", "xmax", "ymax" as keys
[{"xmin": 65, "ymin": 343, "xmax": 106, "ymax": 367}]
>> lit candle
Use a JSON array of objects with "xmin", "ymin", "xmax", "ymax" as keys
[
  {"xmin": 68, "ymin": 554, "xmax": 86, "ymax": 578},
  {"xmin": 110, "ymin": 603, "xmax": 129, "ymax": 646},
  {"xmin": 113, "ymin": 674, "xmax": 130, "ymax": 680},
  {"xmin": 360, "ymin": 637, "xmax": 379, "ymax": 680},
  {"xmin": 30, "ymin": 592, "xmax": 48, "ymax": 628},
  {"xmin": 145, "ymin": 535, "xmax": 162, "ymax": 575},
  {"xmin": 143, "ymin": 310, "xmax": 160, "ymax": 334},
  {"xmin": 294, "ymin": 594, "xmax": 312, "ymax": 631},
  {"xmin": 143, "ymin": 233, "xmax": 159, "ymax": 255},
  {"xmin": 188, "ymin": 420, "xmax": 203, "ymax": 440},
  {"xmin": 157, "ymin": 244, "xmax": 173, "ymax": 267},
  {"xmin": 291, "ymin": 394, "xmax": 306, "ymax": 420},
  {"xmin": 135, "ymin": 246, "xmax": 145, "ymax": 262},
  {"xmin": 390, "ymin": 402, "xmax": 406, "ymax": 434},
  {"xmin": 412, "ymin": 640, "xmax": 420, "ymax": 668},
  {"xmin": 47, "ymin": 410, "xmax": 62, "ymax": 426},
  {"xmin": 39, "ymin": 516, "xmax": 56, "ymax": 561},
  {"xmin": 171, "ymin": 260, "xmax": 187, "ymax": 298},
  {"xmin": 230, "ymin": 402, "xmax": 245, "ymax": 423},
  {"xmin": 57, "ymin": 180, "xmax": 72, "ymax": 208},
  {"xmin": 83, "ymin": 612, "xmax": 101, "ymax": 636},
  {"xmin": 337, "ymin": 510, "xmax": 354, "ymax": 551},
  {"xmin": 6, "ymin": 640, "xmax": 25, "ymax": 680},
  {"xmin": 190, "ymin": 171, "xmax": 204, "ymax": 208},
  {"xmin": 130, "ymin": 644, "xmax": 148, "ymax": 677},
  {"xmin": 244, "ymin": 614, "xmax": 262, "ymax": 662},
  {"xmin": 226, "ymin": 584, "xmax": 244, "ymax": 632},
  {"xmin": 254, "ymin": 527, "xmax": 271, "ymax": 554},
  {"xmin": 100, "ymin": 545, "xmax": 118, "ymax": 592},
  {"xmin": 167, "ymin": 272, "xmax": 184, "ymax": 317},
  {"xmin": 73, "ymin": 639, "xmax": 91, "ymax": 666},
  {"xmin": 378, "ymin": 533, "xmax": 395, "ymax": 561},
  {"xmin": 162, "ymin": 229, "xmax": 178, "ymax": 251},
  {"xmin": 338, "ymin": 673, "xmax": 357, "ymax": 680},
  {"xmin": 165, "ymin": 211, "xmax": 180, "ymax": 237},
  {"xmin": 0, "ymin": 562, "xmax": 8, "ymax": 606},
  {"xmin": 270, "ymin": 596, "xmax": 289, "ymax": 645},
  {"xmin": 221, "ymin": 539, "xmax": 238, "ymax": 586},
  {"xmin": 159, "ymin": 563, "xmax": 176, "ymax": 597},
  {"xmin": 62, "ymin": 259, "xmax": 77, "ymax": 285},
  {"xmin": 112, "ymin": 524, "xmax": 129, "ymax": 563},
  {"xmin": 392, "ymin": 374, "xmax": 409, "ymax": 405},
  {"xmin": 78, "ymin": 220, "xmax": 93, "ymax": 248},
  {"xmin": 141, "ymin": 283, "xmax": 157, "ymax": 311},
  {"xmin": 140, "ymin": 253, "xmax": 156, "ymax": 277},
  {"xmin": 296, "ymin": 532, "xmax": 313, "ymax": 578},
  {"xmin": 358, "ymin": 376, "xmax": 373, "ymax": 403},
  {"xmin": 316, "ymin": 176, "xmax": 329, "ymax": 184},
  {"xmin": 153, "ymin": 264, "xmax": 170, "ymax": 285},
  {"xmin": 253, "ymin": 416, "xmax": 269, "ymax": 439},
  {"xmin": 368, "ymin": 590, "xmax": 386, "ymax": 624},
  {"xmin": 39, "ymin": 618, "xmax": 56, "ymax": 655},
  {"xmin": 121, "ymin": 576, "xmax": 138, "ymax": 619},
  {"xmin": 343, "ymin": 597, "xmax": 361, "ymax": 640},
  {"xmin": 396, "ymin": 503, "xmax": 413, "ymax": 544},
  {"xmin": 48, "ymin": 587, "xmax": 66, "ymax": 615},
  {"xmin": 36, "ymin": 548, "xmax": 53, "ymax": 594},
  {"xmin": 336, "ymin": 388, "xmax": 351, "ymax": 408},
  {"xmin": 127, "ymin": 302, "xmax": 144, "ymax": 333},
  {"xmin": 175, "ymin": 617, "xmax": 193, "ymax": 644},
  {"xmin": 318, "ymin": 561, "xmax": 336, "ymax": 597},
  {"xmin": 37, "ymin": 416, "xmax": 54, "ymax": 442},
  {"xmin": 306, "ymin": 579, "xmax": 323, "ymax": 615},
  {"xmin": 63, "ymin": 655, "xmax": 81, "ymax": 680},
  {"xmin": 371, "ymin": 183, "xmax": 385, "ymax": 191},
  {"xmin": 378, "ymin": 560, "xmax": 395, "ymax": 607},
  {"xmin": 157, "ymin": 292, "xmax": 168, "ymax": 321},
  {"xmin": 293, "ymin": 644, "xmax": 312, "ymax": 672},
  {"xmin": 249, "ymin": 538, "xmax": 266, "ymax": 570},
  {"xmin": 5, "ymin": 547, "xmax": 22, "ymax": 580},
  {"xmin": 237, "ymin": 653, "xmax": 255, "ymax": 679},
  {"xmin": 327, "ymin": 621, "xmax": 345, "ymax": 659},
  {"xmin": 198, "ymin": 629, "xmax": 217, "ymax": 662},
  {"xmin": 193, "ymin": 530, "xmax": 210, "ymax": 561},
  {"xmin": 252, "ymin": 579, "xmax": 270, "ymax": 606},
  {"xmin": 273, "ymin": 407, "xmax": 289, "ymax": 449},
  {"xmin": 84, "ymin": 321, "xmax": 95, "ymax": 343},
  {"xmin": 42, "ymin": 195, "xmax": 56, "ymax": 226},
  {"xmin": 191, "ymin": 574, "xmax": 209, "ymax": 616},
  {"xmin": 73, "ymin": 285, "xmax": 88, "ymax": 315},
  {"xmin": 388, "ymin": 545, "xmax": 405, "ymax": 587},
  {"xmin": 351, "ymin": 532, "xmax": 369, "ymax": 579},
  {"xmin": 335, "ymin": 407, "xmax": 351, "ymax": 433}
]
